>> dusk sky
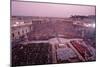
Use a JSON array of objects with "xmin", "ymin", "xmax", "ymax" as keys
[{"xmin": 11, "ymin": 1, "xmax": 95, "ymax": 17}]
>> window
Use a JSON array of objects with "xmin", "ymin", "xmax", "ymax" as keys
[
  {"xmin": 12, "ymin": 33, "xmax": 14, "ymax": 38},
  {"xmin": 18, "ymin": 31, "xmax": 20, "ymax": 35},
  {"xmin": 22, "ymin": 30, "xmax": 24, "ymax": 34},
  {"xmin": 30, "ymin": 26, "xmax": 32, "ymax": 30},
  {"xmin": 26, "ymin": 29, "xmax": 27, "ymax": 32}
]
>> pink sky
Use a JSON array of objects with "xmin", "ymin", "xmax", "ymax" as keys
[{"xmin": 11, "ymin": 1, "xmax": 96, "ymax": 17}]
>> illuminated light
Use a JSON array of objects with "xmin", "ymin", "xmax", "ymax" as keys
[
  {"xmin": 92, "ymin": 23, "xmax": 95, "ymax": 28},
  {"xmin": 12, "ymin": 22, "xmax": 19, "ymax": 27},
  {"xmin": 84, "ymin": 23, "xmax": 95, "ymax": 28},
  {"xmin": 84, "ymin": 24, "xmax": 89, "ymax": 27},
  {"xmin": 59, "ymin": 44, "xmax": 65, "ymax": 46},
  {"xmin": 16, "ymin": 22, "xmax": 19, "ymax": 25},
  {"xmin": 20, "ymin": 21, "xmax": 24, "ymax": 24},
  {"xmin": 13, "ymin": 24, "xmax": 17, "ymax": 27}
]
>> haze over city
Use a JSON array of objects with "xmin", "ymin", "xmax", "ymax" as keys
[{"xmin": 11, "ymin": 1, "xmax": 95, "ymax": 17}]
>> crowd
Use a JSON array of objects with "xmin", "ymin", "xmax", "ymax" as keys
[{"xmin": 12, "ymin": 43, "xmax": 52, "ymax": 66}]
